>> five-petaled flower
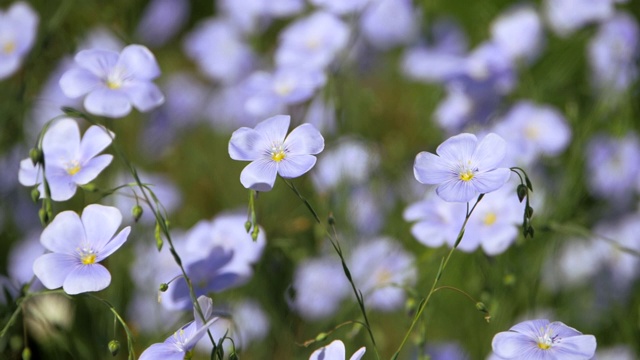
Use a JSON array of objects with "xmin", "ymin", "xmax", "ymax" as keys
[
  {"xmin": 228, "ymin": 114, "xmax": 324, "ymax": 191},
  {"xmin": 491, "ymin": 319, "xmax": 597, "ymax": 359},
  {"xmin": 139, "ymin": 295, "xmax": 218, "ymax": 360},
  {"xmin": 59, "ymin": 44, "xmax": 164, "ymax": 118},
  {"xmin": 33, "ymin": 204, "xmax": 131, "ymax": 295},
  {"xmin": 413, "ymin": 133, "xmax": 511, "ymax": 202},
  {"xmin": 0, "ymin": 1, "xmax": 38, "ymax": 80}
]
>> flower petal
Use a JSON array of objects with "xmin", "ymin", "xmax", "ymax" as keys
[
  {"xmin": 350, "ymin": 347, "xmax": 367, "ymax": 360},
  {"xmin": 97, "ymin": 227, "xmax": 131, "ymax": 261},
  {"xmin": 193, "ymin": 295, "xmax": 214, "ymax": 329},
  {"xmin": 74, "ymin": 49, "xmax": 119, "ymax": 78},
  {"xmin": 229, "ymin": 127, "xmax": 269, "ymax": 161},
  {"xmin": 139, "ymin": 343, "xmax": 184, "ymax": 360},
  {"xmin": 81, "ymin": 204, "xmax": 123, "ymax": 251},
  {"xmin": 80, "ymin": 125, "xmax": 113, "ymax": 161},
  {"xmin": 240, "ymin": 159, "xmax": 278, "ymax": 191},
  {"xmin": 436, "ymin": 133, "xmax": 477, "ymax": 162},
  {"xmin": 278, "ymin": 154, "xmax": 317, "ymax": 178},
  {"xmin": 59, "ymin": 68, "xmax": 101, "ymax": 98},
  {"xmin": 117, "ymin": 45, "xmax": 161, "ymax": 80},
  {"xmin": 33, "ymin": 253, "xmax": 78, "ymax": 290},
  {"xmin": 284, "ymin": 123, "xmax": 324, "ymax": 155},
  {"xmin": 42, "ymin": 118, "xmax": 80, "ymax": 163},
  {"xmin": 63, "ymin": 264, "xmax": 111, "ymax": 294},
  {"xmin": 471, "ymin": 168, "xmax": 511, "ymax": 195},
  {"xmin": 254, "ymin": 115, "xmax": 290, "ymax": 144},
  {"xmin": 414, "ymin": 151, "xmax": 455, "ymax": 185},
  {"xmin": 46, "ymin": 173, "xmax": 78, "ymax": 201},
  {"xmin": 492, "ymin": 331, "xmax": 536, "ymax": 359},
  {"xmin": 121, "ymin": 81, "xmax": 165, "ymax": 112},
  {"xmin": 472, "ymin": 133, "xmax": 508, "ymax": 170},
  {"xmin": 73, "ymin": 154, "xmax": 113, "ymax": 185},
  {"xmin": 41, "ymin": 211, "xmax": 85, "ymax": 253},
  {"xmin": 84, "ymin": 88, "xmax": 132, "ymax": 118},
  {"xmin": 310, "ymin": 340, "xmax": 346, "ymax": 360},
  {"xmin": 552, "ymin": 335, "xmax": 597, "ymax": 359},
  {"xmin": 436, "ymin": 179, "xmax": 478, "ymax": 203}
]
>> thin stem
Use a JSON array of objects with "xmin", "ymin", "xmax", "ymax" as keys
[{"xmin": 85, "ymin": 294, "xmax": 136, "ymax": 360}]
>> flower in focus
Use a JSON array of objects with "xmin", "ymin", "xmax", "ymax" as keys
[
  {"xmin": 492, "ymin": 319, "xmax": 597, "ymax": 359},
  {"xmin": 228, "ymin": 115, "xmax": 324, "ymax": 191},
  {"xmin": 32, "ymin": 204, "xmax": 131, "ymax": 295},
  {"xmin": 139, "ymin": 295, "xmax": 218, "ymax": 360},
  {"xmin": 309, "ymin": 340, "xmax": 366, "ymax": 360},
  {"xmin": 19, "ymin": 118, "xmax": 114, "ymax": 201},
  {"xmin": 59, "ymin": 44, "xmax": 164, "ymax": 118},
  {"xmin": 414, "ymin": 133, "xmax": 511, "ymax": 202},
  {"xmin": 0, "ymin": 1, "xmax": 38, "ymax": 80}
]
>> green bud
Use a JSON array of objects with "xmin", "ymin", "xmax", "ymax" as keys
[
  {"xmin": 29, "ymin": 148, "xmax": 42, "ymax": 166},
  {"xmin": 229, "ymin": 352, "xmax": 239, "ymax": 360},
  {"xmin": 22, "ymin": 347, "xmax": 31, "ymax": 360},
  {"xmin": 328, "ymin": 213, "xmax": 335, "ymax": 226},
  {"xmin": 314, "ymin": 332, "xmax": 328, "ymax": 342},
  {"xmin": 251, "ymin": 226, "xmax": 259, "ymax": 242},
  {"xmin": 516, "ymin": 184, "xmax": 527, "ymax": 203},
  {"xmin": 132, "ymin": 205, "xmax": 143, "ymax": 222},
  {"xmin": 244, "ymin": 220, "xmax": 252, "ymax": 233},
  {"xmin": 159, "ymin": 283, "xmax": 169, "ymax": 292},
  {"xmin": 526, "ymin": 226, "xmax": 535, "ymax": 238},
  {"xmin": 81, "ymin": 183, "xmax": 97, "ymax": 192},
  {"xmin": 30, "ymin": 188, "xmax": 40, "ymax": 203},
  {"xmin": 108, "ymin": 340, "xmax": 120, "ymax": 356},
  {"xmin": 475, "ymin": 302, "xmax": 488, "ymax": 313},
  {"xmin": 526, "ymin": 206, "xmax": 534, "ymax": 218},
  {"xmin": 155, "ymin": 222, "xmax": 163, "ymax": 251},
  {"xmin": 38, "ymin": 208, "xmax": 49, "ymax": 225}
]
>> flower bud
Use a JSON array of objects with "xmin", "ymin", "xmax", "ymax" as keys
[
  {"xmin": 108, "ymin": 340, "xmax": 120, "ymax": 356},
  {"xmin": 314, "ymin": 332, "xmax": 328, "ymax": 342},
  {"xmin": 516, "ymin": 184, "xmax": 527, "ymax": 203},
  {"xmin": 159, "ymin": 283, "xmax": 169, "ymax": 292},
  {"xmin": 22, "ymin": 347, "xmax": 31, "ymax": 360},
  {"xmin": 244, "ymin": 220, "xmax": 252, "ymax": 233},
  {"xmin": 38, "ymin": 208, "xmax": 49, "ymax": 225},
  {"xmin": 132, "ymin": 205, "xmax": 143, "ymax": 222},
  {"xmin": 29, "ymin": 148, "xmax": 42, "ymax": 166},
  {"xmin": 30, "ymin": 188, "xmax": 40, "ymax": 203},
  {"xmin": 229, "ymin": 352, "xmax": 239, "ymax": 360}
]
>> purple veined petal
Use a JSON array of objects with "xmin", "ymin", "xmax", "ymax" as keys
[
  {"xmin": 284, "ymin": 123, "xmax": 324, "ymax": 155},
  {"xmin": 310, "ymin": 340, "xmax": 346, "ymax": 360},
  {"xmin": 117, "ymin": 45, "xmax": 161, "ymax": 80},
  {"xmin": 254, "ymin": 115, "xmax": 290, "ymax": 145},
  {"xmin": 81, "ymin": 204, "xmax": 123, "ymax": 251},
  {"xmin": 40, "ymin": 211, "xmax": 85, "ymax": 253},
  {"xmin": 183, "ymin": 316, "xmax": 219, "ymax": 350},
  {"xmin": 436, "ymin": 133, "xmax": 478, "ymax": 162},
  {"xmin": 0, "ymin": 56, "xmax": 20, "ymax": 80},
  {"xmin": 547, "ymin": 321, "xmax": 583, "ymax": 338},
  {"xmin": 472, "ymin": 133, "xmax": 508, "ymax": 170},
  {"xmin": 73, "ymin": 154, "xmax": 113, "ymax": 185},
  {"xmin": 42, "ymin": 118, "xmax": 81, "ymax": 162},
  {"xmin": 350, "ymin": 347, "xmax": 367, "ymax": 360},
  {"xmin": 84, "ymin": 87, "xmax": 132, "ymax": 118},
  {"xmin": 492, "ymin": 331, "xmax": 537, "ymax": 358},
  {"xmin": 139, "ymin": 342, "xmax": 184, "ymax": 360},
  {"xmin": 80, "ymin": 125, "xmax": 113, "ymax": 161},
  {"xmin": 278, "ymin": 154, "xmax": 317, "ymax": 178},
  {"xmin": 509, "ymin": 319, "xmax": 550, "ymax": 336},
  {"xmin": 97, "ymin": 227, "xmax": 131, "ymax": 261},
  {"xmin": 552, "ymin": 335, "xmax": 597, "ymax": 359},
  {"xmin": 121, "ymin": 81, "xmax": 165, "ymax": 112},
  {"xmin": 18, "ymin": 158, "xmax": 41, "ymax": 186},
  {"xmin": 63, "ymin": 263, "xmax": 111, "ymax": 294},
  {"xmin": 229, "ymin": 127, "xmax": 269, "ymax": 161},
  {"xmin": 436, "ymin": 178, "xmax": 478, "ymax": 203},
  {"xmin": 471, "ymin": 168, "xmax": 511, "ymax": 195},
  {"xmin": 240, "ymin": 158, "xmax": 278, "ymax": 192},
  {"xmin": 74, "ymin": 49, "xmax": 119, "ymax": 78},
  {"xmin": 59, "ymin": 68, "xmax": 101, "ymax": 98},
  {"xmin": 414, "ymin": 151, "xmax": 455, "ymax": 185},
  {"xmin": 32, "ymin": 253, "xmax": 78, "ymax": 290},
  {"xmin": 45, "ymin": 173, "xmax": 78, "ymax": 201}
]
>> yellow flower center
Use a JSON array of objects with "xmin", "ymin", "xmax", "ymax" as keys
[
  {"xmin": 525, "ymin": 125, "xmax": 539, "ymax": 140},
  {"xmin": 537, "ymin": 342, "xmax": 551, "ymax": 350},
  {"xmin": 483, "ymin": 212, "xmax": 497, "ymax": 226},
  {"xmin": 81, "ymin": 253, "xmax": 97, "ymax": 265},
  {"xmin": 2, "ymin": 41, "xmax": 16, "ymax": 54},
  {"xmin": 459, "ymin": 170, "xmax": 474, "ymax": 182},
  {"xmin": 66, "ymin": 160, "xmax": 81, "ymax": 175},
  {"xmin": 270, "ymin": 143, "xmax": 286, "ymax": 162},
  {"xmin": 107, "ymin": 80, "xmax": 121, "ymax": 90}
]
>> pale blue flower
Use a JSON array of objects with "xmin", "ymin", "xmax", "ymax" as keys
[
  {"xmin": 490, "ymin": 5, "xmax": 544, "ymax": 63},
  {"xmin": 360, "ymin": 0, "xmax": 418, "ymax": 50},
  {"xmin": 586, "ymin": 133, "xmax": 640, "ymax": 200},
  {"xmin": 492, "ymin": 319, "xmax": 597, "ymax": 359},
  {"xmin": 545, "ymin": 0, "xmax": 615, "ymax": 37},
  {"xmin": 32, "ymin": 204, "xmax": 131, "ymax": 295},
  {"xmin": 310, "ymin": 340, "xmax": 366, "ymax": 360},
  {"xmin": 136, "ymin": 0, "xmax": 190, "ymax": 47},
  {"xmin": 292, "ymin": 256, "xmax": 350, "ymax": 320},
  {"xmin": 309, "ymin": 0, "xmax": 370, "ymax": 15},
  {"xmin": 229, "ymin": 115, "xmax": 324, "ymax": 191},
  {"xmin": 0, "ymin": 1, "xmax": 38, "ymax": 80},
  {"xmin": 59, "ymin": 44, "xmax": 164, "ymax": 118},
  {"xmin": 414, "ymin": 133, "xmax": 511, "ymax": 202}
]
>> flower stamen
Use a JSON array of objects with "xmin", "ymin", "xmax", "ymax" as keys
[{"xmin": 66, "ymin": 160, "xmax": 82, "ymax": 175}]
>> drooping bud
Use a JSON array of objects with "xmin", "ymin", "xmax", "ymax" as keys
[
  {"xmin": 244, "ymin": 220, "xmax": 251, "ymax": 233},
  {"xmin": 108, "ymin": 340, "xmax": 120, "ymax": 356},
  {"xmin": 30, "ymin": 188, "xmax": 40, "ymax": 203},
  {"xmin": 314, "ymin": 332, "xmax": 328, "ymax": 342},
  {"xmin": 132, "ymin": 205, "xmax": 143, "ymax": 222},
  {"xmin": 159, "ymin": 283, "xmax": 168, "ymax": 292},
  {"xmin": 29, "ymin": 148, "xmax": 42, "ymax": 166},
  {"xmin": 38, "ymin": 208, "xmax": 48, "ymax": 225},
  {"xmin": 516, "ymin": 184, "xmax": 527, "ymax": 203}
]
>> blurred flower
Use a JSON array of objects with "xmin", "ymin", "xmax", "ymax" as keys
[
  {"xmin": 139, "ymin": 296, "xmax": 218, "ymax": 360},
  {"xmin": 312, "ymin": 138, "xmax": 379, "ymax": 193},
  {"xmin": 309, "ymin": 0, "xmax": 370, "ymax": 15},
  {"xmin": 596, "ymin": 345, "xmax": 636, "ymax": 360},
  {"xmin": 545, "ymin": 0, "xmax": 615, "ymax": 37},
  {"xmin": 404, "ymin": 193, "xmax": 466, "ymax": 248},
  {"xmin": 349, "ymin": 237, "xmax": 416, "ymax": 311},
  {"xmin": 588, "ymin": 12, "xmax": 639, "ymax": 94},
  {"xmin": 414, "ymin": 133, "xmax": 511, "ymax": 203},
  {"xmin": 183, "ymin": 18, "xmax": 254, "ymax": 84},
  {"xmin": 424, "ymin": 342, "xmax": 470, "ymax": 360},
  {"xmin": 291, "ymin": 256, "xmax": 350, "ymax": 320},
  {"xmin": 33, "ymin": 204, "xmax": 131, "ymax": 295},
  {"xmin": 59, "ymin": 44, "xmax": 164, "ymax": 118},
  {"xmin": 8, "ymin": 231, "xmax": 44, "ymax": 288},
  {"xmin": 304, "ymin": 94, "xmax": 337, "ymax": 134},
  {"xmin": 493, "ymin": 101, "xmax": 571, "ymax": 166},
  {"xmin": 491, "ymin": 319, "xmax": 597, "ymax": 359},
  {"xmin": 360, "ymin": 0, "xmax": 418, "ymax": 50},
  {"xmin": 19, "ymin": 118, "xmax": 113, "ymax": 201},
  {"xmin": 309, "ymin": 340, "xmax": 366, "ymax": 360},
  {"xmin": 585, "ymin": 132, "xmax": 640, "ymax": 200},
  {"xmin": 0, "ymin": 1, "xmax": 38, "ymax": 80},
  {"xmin": 218, "ymin": 0, "xmax": 304, "ymax": 33},
  {"xmin": 275, "ymin": 11, "xmax": 350, "ymax": 70},
  {"xmin": 136, "ymin": 0, "xmax": 190, "ymax": 47},
  {"xmin": 490, "ymin": 5, "xmax": 544, "ymax": 63},
  {"xmin": 229, "ymin": 115, "xmax": 324, "ymax": 191}
]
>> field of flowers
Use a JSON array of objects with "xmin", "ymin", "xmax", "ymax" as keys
[{"xmin": 1, "ymin": 0, "xmax": 639, "ymax": 359}]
